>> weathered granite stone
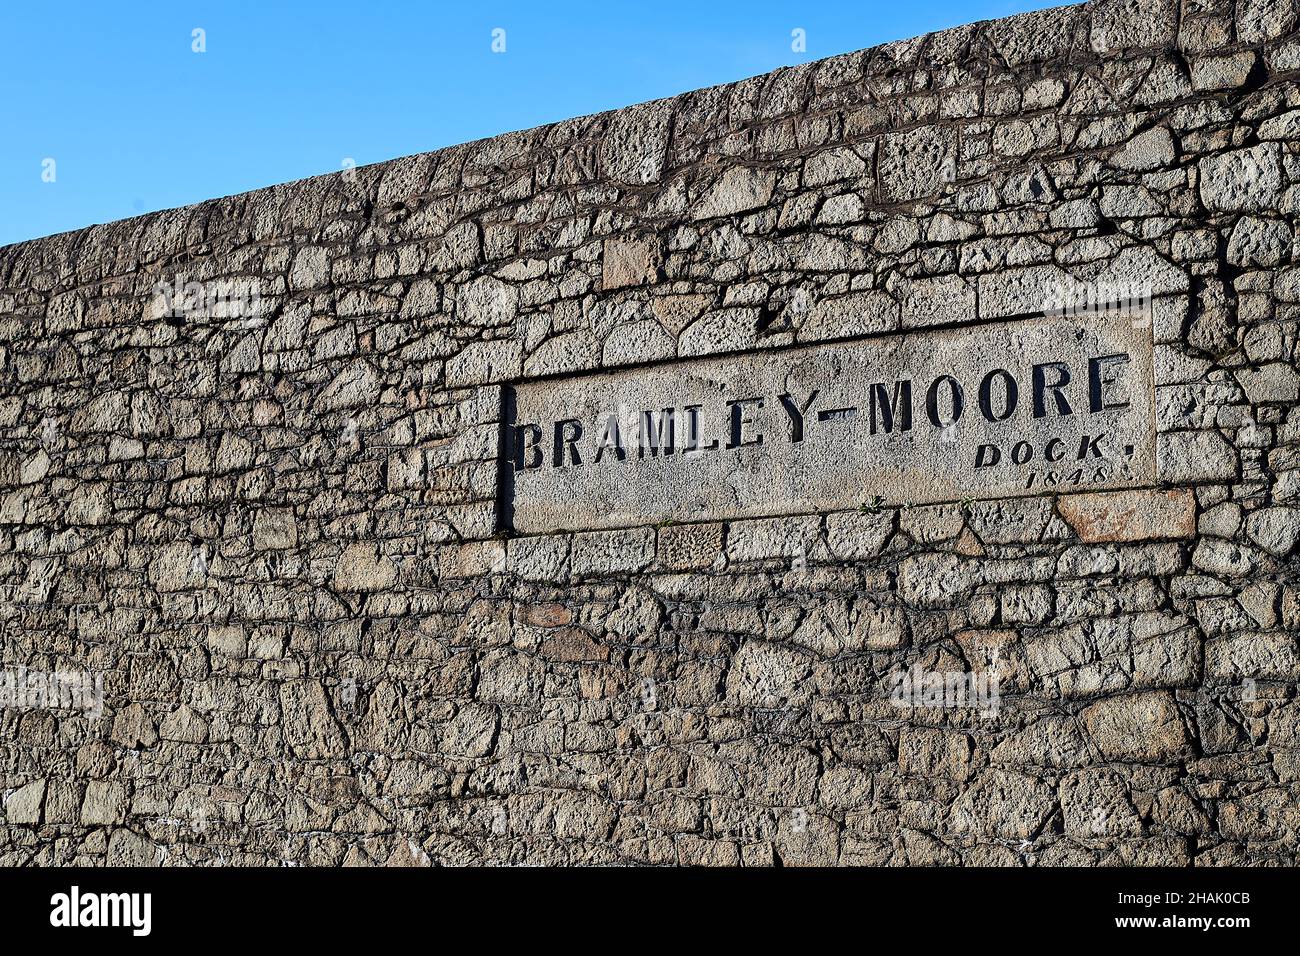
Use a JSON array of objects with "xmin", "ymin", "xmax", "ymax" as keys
[
  {"xmin": 879, "ymin": 125, "xmax": 958, "ymax": 203},
  {"xmin": 726, "ymin": 641, "xmax": 812, "ymax": 707},
  {"xmin": 1237, "ymin": 0, "xmax": 1297, "ymax": 44},
  {"xmin": 105, "ymin": 830, "xmax": 157, "ymax": 866},
  {"xmin": 948, "ymin": 770, "xmax": 1056, "ymax": 840},
  {"xmin": 278, "ymin": 680, "xmax": 346, "ymax": 760},
  {"xmin": 507, "ymin": 534, "xmax": 569, "ymax": 582},
  {"xmin": 80, "ymin": 781, "xmax": 128, "ymax": 826},
  {"xmin": 1081, "ymin": 692, "xmax": 1190, "ymax": 762},
  {"xmin": 600, "ymin": 100, "xmax": 673, "ymax": 186},
  {"xmin": 1157, "ymin": 430, "xmax": 1239, "ymax": 483},
  {"xmin": 1109, "ymin": 126, "xmax": 1176, "ymax": 172},
  {"xmin": 4, "ymin": 781, "xmax": 44, "ymax": 826},
  {"xmin": 825, "ymin": 511, "xmax": 894, "ymax": 558},
  {"xmin": 110, "ymin": 704, "xmax": 159, "ymax": 750},
  {"xmin": 159, "ymin": 705, "xmax": 208, "ymax": 744},
  {"xmin": 439, "ymin": 704, "xmax": 498, "ymax": 758},
  {"xmin": 315, "ymin": 360, "xmax": 382, "ymax": 412},
  {"xmin": 446, "ymin": 340, "xmax": 522, "ymax": 386},
  {"xmin": 802, "ymin": 290, "xmax": 898, "ymax": 340},
  {"xmin": 693, "ymin": 167, "xmax": 777, "ymax": 221},
  {"xmin": 1057, "ymin": 489, "xmax": 1196, "ymax": 542},
  {"xmin": 1245, "ymin": 506, "xmax": 1300, "ymax": 556},
  {"xmin": 1227, "ymin": 216, "xmax": 1292, "ymax": 267},
  {"xmin": 569, "ymin": 528, "xmax": 655, "ymax": 576},
  {"xmin": 656, "ymin": 521, "xmax": 725, "ymax": 571},
  {"xmin": 333, "ymin": 543, "xmax": 398, "ymax": 591},
  {"xmin": 1199, "ymin": 144, "xmax": 1284, "ymax": 213},
  {"xmin": 601, "ymin": 236, "xmax": 661, "ymax": 290}
]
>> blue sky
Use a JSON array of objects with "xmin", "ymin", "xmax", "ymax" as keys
[{"xmin": 0, "ymin": 0, "xmax": 1059, "ymax": 247}]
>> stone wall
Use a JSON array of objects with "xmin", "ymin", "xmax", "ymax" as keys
[{"xmin": 2, "ymin": 0, "xmax": 1300, "ymax": 866}]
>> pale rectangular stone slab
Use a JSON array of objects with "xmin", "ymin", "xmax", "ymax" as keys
[{"xmin": 505, "ymin": 312, "xmax": 1156, "ymax": 533}]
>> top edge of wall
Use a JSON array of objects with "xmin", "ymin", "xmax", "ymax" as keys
[{"xmin": 0, "ymin": 0, "xmax": 1221, "ymax": 269}]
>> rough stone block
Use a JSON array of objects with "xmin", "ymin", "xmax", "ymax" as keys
[
  {"xmin": 1057, "ymin": 489, "xmax": 1196, "ymax": 542},
  {"xmin": 1080, "ymin": 692, "xmax": 1189, "ymax": 762}
]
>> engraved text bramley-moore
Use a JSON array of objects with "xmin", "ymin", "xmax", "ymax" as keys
[{"xmin": 503, "ymin": 312, "xmax": 1156, "ymax": 534}]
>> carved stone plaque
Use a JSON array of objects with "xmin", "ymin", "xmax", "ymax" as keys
[{"xmin": 504, "ymin": 312, "xmax": 1156, "ymax": 533}]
